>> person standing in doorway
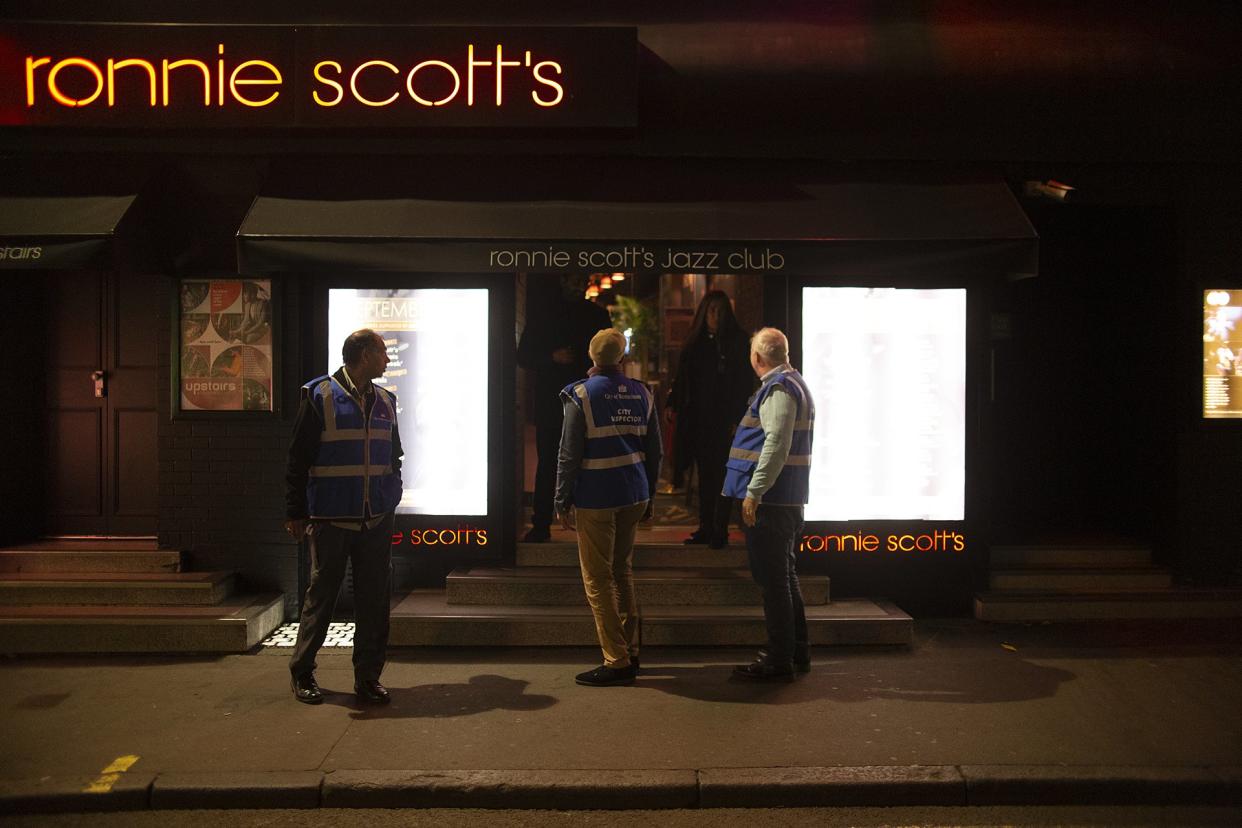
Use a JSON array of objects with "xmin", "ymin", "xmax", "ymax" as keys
[
  {"xmin": 556, "ymin": 328, "xmax": 662, "ymax": 686},
  {"xmin": 724, "ymin": 327, "xmax": 815, "ymax": 680},
  {"xmin": 517, "ymin": 276, "xmax": 613, "ymax": 542},
  {"xmin": 284, "ymin": 329, "xmax": 402, "ymax": 705},
  {"xmin": 668, "ymin": 290, "xmax": 754, "ymax": 548}
]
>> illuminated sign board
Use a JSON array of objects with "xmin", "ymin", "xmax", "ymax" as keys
[
  {"xmin": 328, "ymin": 288, "xmax": 489, "ymax": 516},
  {"xmin": 802, "ymin": 287, "xmax": 966, "ymax": 520},
  {"xmin": 1204, "ymin": 289, "xmax": 1242, "ymax": 418},
  {"xmin": 0, "ymin": 24, "xmax": 635, "ymax": 128}
]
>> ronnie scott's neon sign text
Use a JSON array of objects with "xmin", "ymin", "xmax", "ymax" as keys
[
  {"xmin": 24, "ymin": 44, "xmax": 561, "ymax": 110},
  {"xmin": 2, "ymin": 24, "xmax": 634, "ymax": 128},
  {"xmin": 801, "ymin": 531, "xmax": 967, "ymax": 553}
]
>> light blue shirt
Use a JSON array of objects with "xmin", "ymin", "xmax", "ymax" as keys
[{"xmin": 747, "ymin": 364, "xmax": 798, "ymax": 502}]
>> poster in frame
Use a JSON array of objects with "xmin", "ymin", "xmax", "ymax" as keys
[
  {"xmin": 172, "ymin": 276, "xmax": 280, "ymax": 417},
  {"xmin": 1204, "ymin": 288, "xmax": 1242, "ymax": 419}
]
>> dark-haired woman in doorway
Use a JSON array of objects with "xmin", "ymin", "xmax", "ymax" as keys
[{"xmin": 668, "ymin": 290, "xmax": 755, "ymax": 548}]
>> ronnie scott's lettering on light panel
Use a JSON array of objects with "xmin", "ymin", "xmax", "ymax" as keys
[
  {"xmin": 802, "ymin": 287, "xmax": 966, "ymax": 521},
  {"xmin": 328, "ymin": 289, "xmax": 488, "ymax": 515}
]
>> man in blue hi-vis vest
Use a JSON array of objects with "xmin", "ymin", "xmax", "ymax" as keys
[
  {"xmin": 284, "ymin": 329, "xmax": 403, "ymax": 706},
  {"xmin": 722, "ymin": 327, "xmax": 816, "ymax": 681},
  {"xmin": 555, "ymin": 328, "xmax": 663, "ymax": 687}
]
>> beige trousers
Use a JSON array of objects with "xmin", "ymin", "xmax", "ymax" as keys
[{"xmin": 574, "ymin": 500, "xmax": 647, "ymax": 668}]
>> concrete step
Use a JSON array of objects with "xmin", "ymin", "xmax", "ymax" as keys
[
  {"xmin": 517, "ymin": 542, "xmax": 748, "ymax": 569},
  {"xmin": 0, "ymin": 593, "xmax": 285, "ymax": 653},
  {"xmin": 4, "ymin": 537, "xmax": 159, "ymax": 551},
  {"xmin": 391, "ymin": 589, "xmax": 911, "ymax": 646},
  {"xmin": 974, "ymin": 589, "xmax": 1242, "ymax": 622},
  {"xmin": 446, "ymin": 567, "xmax": 828, "ymax": 607},
  {"xmin": 990, "ymin": 545, "xmax": 1152, "ymax": 569},
  {"xmin": 0, "ymin": 548, "xmax": 182, "ymax": 574},
  {"xmin": 989, "ymin": 568, "xmax": 1173, "ymax": 592},
  {"xmin": 0, "ymin": 572, "xmax": 236, "ymax": 606}
]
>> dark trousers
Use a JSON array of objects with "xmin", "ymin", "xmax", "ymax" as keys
[
  {"xmin": 744, "ymin": 503, "xmax": 808, "ymax": 666},
  {"xmin": 290, "ymin": 513, "xmax": 394, "ymax": 683},
  {"xmin": 691, "ymin": 426, "xmax": 734, "ymax": 541},
  {"xmin": 531, "ymin": 401, "xmax": 564, "ymax": 529}
]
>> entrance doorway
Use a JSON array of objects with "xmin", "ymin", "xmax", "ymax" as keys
[
  {"xmin": 44, "ymin": 270, "xmax": 159, "ymax": 536},
  {"xmin": 518, "ymin": 271, "xmax": 764, "ymax": 540}
]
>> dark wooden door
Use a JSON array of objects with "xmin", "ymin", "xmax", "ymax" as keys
[{"xmin": 45, "ymin": 270, "xmax": 159, "ymax": 536}]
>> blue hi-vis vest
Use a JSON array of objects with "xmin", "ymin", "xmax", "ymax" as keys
[
  {"xmin": 561, "ymin": 372, "xmax": 653, "ymax": 509},
  {"xmin": 722, "ymin": 366, "xmax": 815, "ymax": 505},
  {"xmin": 304, "ymin": 374, "xmax": 402, "ymax": 520}
]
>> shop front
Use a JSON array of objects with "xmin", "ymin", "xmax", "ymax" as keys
[
  {"xmin": 232, "ymin": 161, "xmax": 1036, "ymax": 612},
  {"xmin": 2, "ymin": 8, "xmax": 1239, "ymax": 645}
]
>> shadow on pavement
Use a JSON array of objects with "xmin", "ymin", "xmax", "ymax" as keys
[
  {"xmin": 633, "ymin": 658, "xmax": 1076, "ymax": 705},
  {"xmin": 324, "ymin": 674, "xmax": 558, "ymax": 719}
]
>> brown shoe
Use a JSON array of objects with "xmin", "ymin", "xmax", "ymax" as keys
[{"xmin": 732, "ymin": 658, "xmax": 795, "ymax": 682}]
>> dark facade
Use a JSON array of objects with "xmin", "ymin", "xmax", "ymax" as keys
[{"xmin": 2, "ymin": 3, "xmax": 1240, "ymax": 616}]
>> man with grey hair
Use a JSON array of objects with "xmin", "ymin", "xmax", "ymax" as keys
[{"xmin": 722, "ymin": 326, "xmax": 816, "ymax": 680}]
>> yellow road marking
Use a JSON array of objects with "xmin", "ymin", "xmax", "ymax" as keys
[
  {"xmin": 82, "ymin": 755, "xmax": 140, "ymax": 793},
  {"xmin": 101, "ymin": 755, "xmax": 140, "ymax": 773},
  {"xmin": 83, "ymin": 773, "xmax": 121, "ymax": 794}
]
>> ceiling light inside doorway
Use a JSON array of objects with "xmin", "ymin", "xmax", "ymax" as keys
[{"xmin": 1024, "ymin": 179, "xmax": 1075, "ymax": 201}]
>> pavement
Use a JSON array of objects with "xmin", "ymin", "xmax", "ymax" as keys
[{"xmin": 1, "ymin": 617, "xmax": 1241, "ymax": 814}]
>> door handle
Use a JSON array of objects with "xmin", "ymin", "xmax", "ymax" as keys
[{"xmin": 92, "ymin": 370, "xmax": 107, "ymax": 399}]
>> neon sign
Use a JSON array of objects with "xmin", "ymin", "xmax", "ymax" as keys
[
  {"xmin": 1, "ymin": 24, "xmax": 635, "ymax": 128},
  {"xmin": 392, "ymin": 526, "xmax": 489, "ymax": 547},
  {"xmin": 801, "ymin": 531, "xmax": 967, "ymax": 553}
]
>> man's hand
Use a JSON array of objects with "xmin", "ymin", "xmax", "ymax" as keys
[
  {"xmin": 742, "ymin": 496, "xmax": 758, "ymax": 527},
  {"xmin": 284, "ymin": 519, "xmax": 308, "ymax": 540},
  {"xmin": 558, "ymin": 507, "xmax": 576, "ymax": 531},
  {"xmin": 551, "ymin": 347, "xmax": 575, "ymax": 365}
]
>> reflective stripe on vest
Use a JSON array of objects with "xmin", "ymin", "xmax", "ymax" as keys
[
  {"xmin": 563, "ymin": 373, "xmax": 652, "ymax": 509},
  {"xmin": 303, "ymin": 375, "xmax": 402, "ymax": 520},
  {"xmin": 722, "ymin": 367, "xmax": 815, "ymax": 505}
]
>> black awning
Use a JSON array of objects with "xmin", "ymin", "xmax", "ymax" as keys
[
  {"xmin": 237, "ymin": 175, "xmax": 1037, "ymax": 280},
  {"xmin": 0, "ymin": 195, "xmax": 138, "ymax": 270}
]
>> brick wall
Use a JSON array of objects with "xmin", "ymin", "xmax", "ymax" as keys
[{"xmin": 158, "ymin": 275, "xmax": 305, "ymax": 619}]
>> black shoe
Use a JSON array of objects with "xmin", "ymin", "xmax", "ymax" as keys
[
  {"xmin": 575, "ymin": 664, "xmax": 636, "ymax": 686},
  {"xmin": 291, "ymin": 673, "xmax": 324, "ymax": 705},
  {"xmin": 683, "ymin": 530, "xmax": 710, "ymax": 545},
  {"xmin": 758, "ymin": 646, "xmax": 811, "ymax": 673},
  {"xmin": 708, "ymin": 535, "xmax": 728, "ymax": 549},
  {"xmin": 354, "ymin": 679, "xmax": 391, "ymax": 704},
  {"xmin": 632, "ymin": 656, "xmax": 641, "ymax": 675},
  {"xmin": 733, "ymin": 657, "xmax": 796, "ymax": 682},
  {"xmin": 523, "ymin": 526, "xmax": 551, "ymax": 543}
]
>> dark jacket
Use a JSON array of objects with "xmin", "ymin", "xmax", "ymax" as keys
[{"xmin": 517, "ymin": 291, "xmax": 613, "ymax": 415}]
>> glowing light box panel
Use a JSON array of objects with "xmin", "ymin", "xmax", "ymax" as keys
[
  {"xmin": 1204, "ymin": 289, "xmax": 1242, "ymax": 418},
  {"xmin": 328, "ymin": 289, "xmax": 488, "ymax": 515},
  {"xmin": 803, "ymin": 287, "xmax": 966, "ymax": 520}
]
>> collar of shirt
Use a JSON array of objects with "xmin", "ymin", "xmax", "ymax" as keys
[
  {"xmin": 758, "ymin": 363, "xmax": 791, "ymax": 383},
  {"xmin": 339, "ymin": 366, "xmax": 372, "ymax": 401}
]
